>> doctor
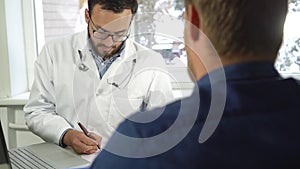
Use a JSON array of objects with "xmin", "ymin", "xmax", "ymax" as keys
[{"xmin": 24, "ymin": 0, "xmax": 173, "ymax": 155}]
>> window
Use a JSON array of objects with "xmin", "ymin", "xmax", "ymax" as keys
[
  {"xmin": 135, "ymin": 0, "xmax": 300, "ymax": 81},
  {"xmin": 134, "ymin": 0, "xmax": 194, "ymax": 91},
  {"xmin": 275, "ymin": 0, "xmax": 300, "ymax": 79},
  {"xmin": 0, "ymin": 0, "xmax": 34, "ymax": 98},
  {"xmin": 2, "ymin": 0, "xmax": 299, "ymax": 98},
  {"xmin": 35, "ymin": 0, "xmax": 194, "ymax": 94}
]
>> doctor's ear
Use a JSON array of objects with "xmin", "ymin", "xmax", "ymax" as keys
[
  {"xmin": 186, "ymin": 4, "xmax": 201, "ymax": 41},
  {"xmin": 85, "ymin": 9, "xmax": 90, "ymax": 24}
]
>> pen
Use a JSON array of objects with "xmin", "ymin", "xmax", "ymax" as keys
[{"xmin": 77, "ymin": 122, "xmax": 101, "ymax": 149}]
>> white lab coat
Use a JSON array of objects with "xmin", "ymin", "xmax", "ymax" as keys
[{"xmin": 24, "ymin": 30, "xmax": 174, "ymax": 146}]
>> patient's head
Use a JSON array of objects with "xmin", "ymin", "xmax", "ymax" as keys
[{"xmin": 184, "ymin": 0, "xmax": 288, "ymax": 60}]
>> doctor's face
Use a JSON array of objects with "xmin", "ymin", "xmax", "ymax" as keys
[{"xmin": 86, "ymin": 4, "xmax": 133, "ymax": 58}]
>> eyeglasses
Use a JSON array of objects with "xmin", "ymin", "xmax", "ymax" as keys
[{"xmin": 90, "ymin": 17, "xmax": 130, "ymax": 42}]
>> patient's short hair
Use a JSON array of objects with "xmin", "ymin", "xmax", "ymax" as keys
[{"xmin": 185, "ymin": 0, "xmax": 288, "ymax": 58}]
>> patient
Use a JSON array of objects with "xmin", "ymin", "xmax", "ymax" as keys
[{"xmin": 91, "ymin": 0, "xmax": 300, "ymax": 168}]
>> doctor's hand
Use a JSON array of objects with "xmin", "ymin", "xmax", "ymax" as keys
[{"xmin": 63, "ymin": 129, "xmax": 102, "ymax": 154}]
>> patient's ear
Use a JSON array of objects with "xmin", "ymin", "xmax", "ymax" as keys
[{"xmin": 186, "ymin": 4, "xmax": 200, "ymax": 41}]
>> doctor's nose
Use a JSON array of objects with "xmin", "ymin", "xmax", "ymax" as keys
[{"xmin": 102, "ymin": 36, "xmax": 115, "ymax": 47}]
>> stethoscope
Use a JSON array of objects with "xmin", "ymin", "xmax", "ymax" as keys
[
  {"xmin": 78, "ymin": 49, "xmax": 137, "ymax": 88},
  {"xmin": 107, "ymin": 58, "xmax": 136, "ymax": 88},
  {"xmin": 78, "ymin": 50, "xmax": 89, "ymax": 71}
]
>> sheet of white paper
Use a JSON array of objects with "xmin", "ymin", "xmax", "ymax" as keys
[{"xmin": 81, "ymin": 150, "xmax": 101, "ymax": 163}]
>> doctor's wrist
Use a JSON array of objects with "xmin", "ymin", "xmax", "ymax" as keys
[{"xmin": 60, "ymin": 129, "xmax": 73, "ymax": 147}]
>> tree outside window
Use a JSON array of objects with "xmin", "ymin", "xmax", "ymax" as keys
[
  {"xmin": 276, "ymin": 0, "xmax": 300, "ymax": 73},
  {"xmin": 134, "ymin": 0, "xmax": 185, "ymax": 66},
  {"xmin": 135, "ymin": 0, "xmax": 300, "ymax": 73}
]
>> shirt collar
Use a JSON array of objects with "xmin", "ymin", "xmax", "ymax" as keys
[{"xmin": 197, "ymin": 61, "xmax": 281, "ymax": 87}]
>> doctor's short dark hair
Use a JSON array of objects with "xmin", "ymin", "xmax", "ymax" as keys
[
  {"xmin": 88, "ymin": 0, "xmax": 138, "ymax": 15},
  {"xmin": 184, "ymin": 0, "xmax": 288, "ymax": 59}
]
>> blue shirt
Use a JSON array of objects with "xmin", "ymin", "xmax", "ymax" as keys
[
  {"xmin": 90, "ymin": 61, "xmax": 300, "ymax": 169},
  {"xmin": 89, "ymin": 43, "xmax": 125, "ymax": 79}
]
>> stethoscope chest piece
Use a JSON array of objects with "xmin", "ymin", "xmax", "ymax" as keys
[
  {"xmin": 78, "ymin": 50, "xmax": 89, "ymax": 71},
  {"xmin": 79, "ymin": 63, "xmax": 89, "ymax": 71}
]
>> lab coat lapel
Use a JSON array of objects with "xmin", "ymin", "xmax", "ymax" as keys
[
  {"xmin": 104, "ymin": 40, "xmax": 137, "ymax": 88},
  {"xmin": 73, "ymin": 30, "xmax": 99, "ymax": 79},
  {"xmin": 73, "ymin": 47, "xmax": 100, "ymax": 124},
  {"xmin": 105, "ymin": 59, "xmax": 133, "ymax": 88},
  {"xmin": 81, "ymin": 46, "xmax": 99, "ymax": 78}
]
